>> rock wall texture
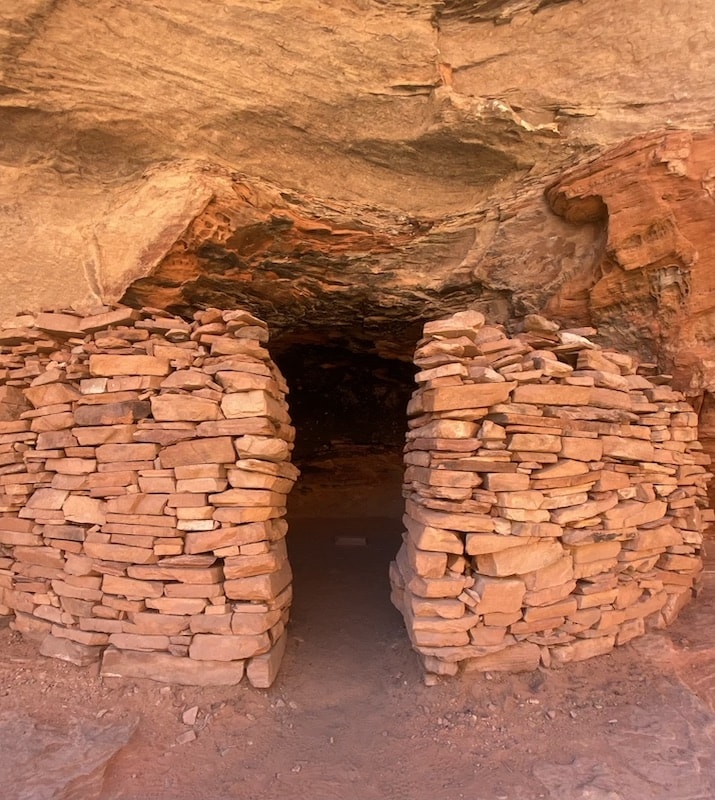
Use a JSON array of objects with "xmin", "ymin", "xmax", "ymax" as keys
[
  {"xmin": 2, "ymin": 2, "xmax": 714, "ymax": 385},
  {"xmin": 0, "ymin": 306, "xmax": 296, "ymax": 688},
  {"xmin": 391, "ymin": 311, "xmax": 712, "ymax": 677}
]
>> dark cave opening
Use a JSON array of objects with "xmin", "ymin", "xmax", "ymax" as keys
[{"xmin": 272, "ymin": 342, "xmax": 415, "ymax": 650}]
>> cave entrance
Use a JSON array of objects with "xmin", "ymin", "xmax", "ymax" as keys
[{"xmin": 273, "ymin": 341, "xmax": 415, "ymax": 671}]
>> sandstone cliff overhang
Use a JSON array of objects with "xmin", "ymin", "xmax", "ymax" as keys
[{"xmin": 1, "ymin": 1, "xmax": 714, "ymax": 393}]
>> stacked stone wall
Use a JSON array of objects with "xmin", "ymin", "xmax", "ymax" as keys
[
  {"xmin": 1, "ymin": 303, "xmax": 712, "ymax": 685},
  {"xmin": 391, "ymin": 311, "xmax": 713, "ymax": 677},
  {"xmin": 0, "ymin": 306, "xmax": 296, "ymax": 687}
]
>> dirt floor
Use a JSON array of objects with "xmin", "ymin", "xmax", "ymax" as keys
[{"xmin": 2, "ymin": 456, "xmax": 715, "ymax": 800}]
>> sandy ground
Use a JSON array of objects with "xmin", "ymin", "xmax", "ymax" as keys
[{"xmin": 2, "ymin": 457, "xmax": 715, "ymax": 799}]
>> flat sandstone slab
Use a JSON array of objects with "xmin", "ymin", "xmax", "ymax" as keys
[
  {"xmin": 101, "ymin": 647, "xmax": 246, "ymax": 685},
  {"xmin": 89, "ymin": 354, "xmax": 171, "ymax": 377},
  {"xmin": 421, "ymin": 382, "xmax": 515, "ymax": 412}
]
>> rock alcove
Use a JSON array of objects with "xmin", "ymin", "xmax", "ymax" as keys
[{"xmin": 3, "ymin": 0, "xmax": 715, "ymax": 504}]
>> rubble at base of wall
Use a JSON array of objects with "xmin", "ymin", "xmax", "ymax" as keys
[
  {"xmin": 0, "ymin": 305, "xmax": 296, "ymax": 688},
  {"xmin": 391, "ymin": 311, "xmax": 713, "ymax": 678}
]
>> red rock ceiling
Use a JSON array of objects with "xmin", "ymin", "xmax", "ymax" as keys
[{"xmin": 1, "ymin": 2, "xmax": 713, "ymax": 390}]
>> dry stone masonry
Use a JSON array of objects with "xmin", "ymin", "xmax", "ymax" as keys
[
  {"xmin": 391, "ymin": 311, "xmax": 713, "ymax": 678},
  {"xmin": 0, "ymin": 306, "xmax": 296, "ymax": 687},
  {"xmin": 0, "ymin": 302, "xmax": 712, "ymax": 686}
]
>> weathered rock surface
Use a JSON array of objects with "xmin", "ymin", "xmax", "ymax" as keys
[
  {"xmin": 1, "ymin": 3, "xmax": 712, "ymax": 346},
  {"xmin": 546, "ymin": 131, "xmax": 715, "ymax": 393},
  {"xmin": 0, "ymin": 711, "xmax": 137, "ymax": 800},
  {"xmin": 1, "ymin": 3, "xmax": 714, "ymax": 408}
]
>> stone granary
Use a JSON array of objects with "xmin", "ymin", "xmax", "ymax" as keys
[
  {"xmin": 0, "ymin": 307, "xmax": 296, "ymax": 688},
  {"xmin": 0, "ymin": 306, "xmax": 710, "ymax": 685},
  {"xmin": 392, "ymin": 311, "xmax": 711, "ymax": 677}
]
